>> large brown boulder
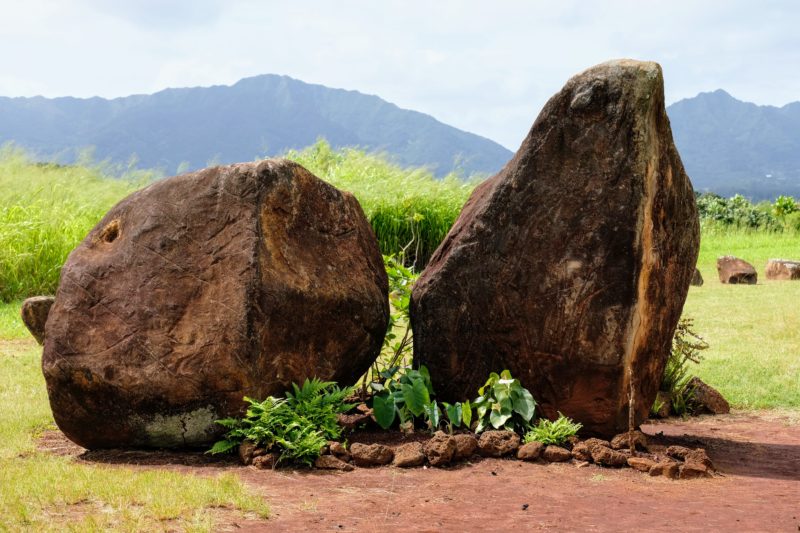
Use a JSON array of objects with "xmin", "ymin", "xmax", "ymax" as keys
[
  {"xmin": 20, "ymin": 296, "xmax": 55, "ymax": 345},
  {"xmin": 765, "ymin": 259, "xmax": 800, "ymax": 280},
  {"xmin": 717, "ymin": 256, "xmax": 757, "ymax": 284},
  {"xmin": 42, "ymin": 160, "xmax": 388, "ymax": 449},
  {"xmin": 410, "ymin": 60, "xmax": 699, "ymax": 437}
]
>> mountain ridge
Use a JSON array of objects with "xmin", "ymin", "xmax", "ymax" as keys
[
  {"xmin": 0, "ymin": 73, "xmax": 513, "ymax": 178},
  {"xmin": 1, "ymin": 75, "xmax": 799, "ymax": 200}
]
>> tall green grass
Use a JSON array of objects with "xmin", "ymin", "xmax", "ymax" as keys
[
  {"xmin": 0, "ymin": 145, "xmax": 146, "ymax": 301},
  {"xmin": 286, "ymin": 140, "xmax": 474, "ymax": 267}
]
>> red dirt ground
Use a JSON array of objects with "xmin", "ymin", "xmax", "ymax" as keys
[{"xmin": 40, "ymin": 411, "xmax": 800, "ymax": 532}]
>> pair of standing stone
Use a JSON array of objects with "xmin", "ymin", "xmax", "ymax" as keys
[{"xmin": 36, "ymin": 60, "xmax": 699, "ymax": 449}]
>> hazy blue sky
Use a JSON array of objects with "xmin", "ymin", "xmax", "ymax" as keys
[{"xmin": 1, "ymin": 0, "xmax": 798, "ymax": 149}]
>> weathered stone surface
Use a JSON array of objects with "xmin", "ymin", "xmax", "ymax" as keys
[
  {"xmin": 252, "ymin": 453, "xmax": 279, "ymax": 470},
  {"xmin": 717, "ymin": 256, "xmax": 757, "ymax": 284},
  {"xmin": 238, "ymin": 441, "xmax": 258, "ymax": 465},
  {"xmin": 329, "ymin": 441, "xmax": 351, "ymax": 461},
  {"xmin": 314, "ymin": 454, "xmax": 354, "ymax": 471},
  {"xmin": 590, "ymin": 445, "xmax": 628, "ymax": 467},
  {"xmin": 583, "ymin": 438, "xmax": 612, "ymax": 453},
  {"xmin": 20, "ymin": 296, "xmax": 55, "ymax": 345},
  {"xmin": 517, "ymin": 441, "xmax": 545, "ymax": 461},
  {"xmin": 684, "ymin": 448, "xmax": 714, "ymax": 470},
  {"xmin": 453, "ymin": 433, "xmax": 479, "ymax": 460},
  {"xmin": 687, "ymin": 377, "xmax": 730, "ymax": 415},
  {"xmin": 610, "ymin": 430, "xmax": 648, "ymax": 451},
  {"xmin": 350, "ymin": 443, "xmax": 394, "ymax": 467},
  {"xmin": 423, "ymin": 431, "xmax": 457, "ymax": 467},
  {"xmin": 542, "ymin": 445, "xmax": 572, "ymax": 462},
  {"xmin": 679, "ymin": 463, "xmax": 712, "ymax": 479},
  {"xmin": 393, "ymin": 442, "xmax": 425, "ymax": 468},
  {"xmin": 571, "ymin": 442, "xmax": 592, "ymax": 462},
  {"xmin": 691, "ymin": 268, "xmax": 704, "ymax": 287},
  {"xmin": 478, "ymin": 430, "xmax": 521, "ymax": 457},
  {"xmin": 666, "ymin": 445, "xmax": 692, "ymax": 460},
  {"xmin": 765, "ymin": 259, "xmax": 800, "ymax": 280},
  {"xmin": 410, "ymin": 60, "xmax": 699, "ymax": 437},
  {"xmin": 649, "ymin": 461, "xmax": 679, "ymax": 479},
  {"xmin": 42, "ymin": 160, "xmax": 389, "ymax": 449},
  {"xmin": 337, "ymin": 412, "xmax": 372, "ymax": 430},
  {"xmin": 627, "ymin": 456, "xmax": 656, "ymax": 472}
]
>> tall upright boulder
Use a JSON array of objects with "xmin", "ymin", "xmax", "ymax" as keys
[
  {"xmin": 410, "ymin": 60, "xmax": 699, "ymax": 436},
  {"xmin": 43, "ymin": 160, "xmax": 388, "ymax": 449}
]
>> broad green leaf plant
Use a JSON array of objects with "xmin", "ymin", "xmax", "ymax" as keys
[{"xmin": 472, "ymin": 370, "xmax": 537, "ymax": 433}]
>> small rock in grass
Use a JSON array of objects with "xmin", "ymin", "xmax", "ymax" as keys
[
  {"xmin": 453, "ymin": 433, "xmax": 479, "ymax": 460},
  {"xmin": 666, "ymin": 445, "xmax": 692, "ymax": 460},
  {"xmin": 314, "ymin": 455, "xmax": 354, "ymax": 471},
  {"xmin": 517, "ymin": 441, "xmax": 545, "ymax": 461},
  {"xmin": 686, "ymin": 377, "xmax": 730, "ymax": 415},
  {"xmin": 478, "ymin": 430, "xmax": 520, "ymax": 457},
  {"xmin": 329, "ymin": 441, "xmax": 351, "ymax": 461},
  {"xmin": 252, "ymin": 453, "xmax": 279, "ymax": 470},
  {"xmin": 610, "ymin": 430, "xmax": 648, "ymax": 451},
  {"xmin": 393, "ymin": 442, "xmax": 426, "ymax": 468},
  {"xmin": 424, "ymin": 431, "xmax": 457, "ymax": 467},
  {"xmin": 684, "ymin": 449, "xmax": 714, "ymax": 470},
  {"xmin": 350, "ymin": 443, "xmax": 394, "ymax": 467},
  {"xmin": 649, "ymin": 461, "xmax": 679, "ymax": 479},
  {"xmin": 542, "ymin": 445, "xmax": 572, "ymax": 462},
  {"xmin": 571, "ymin": 443, "xmax": 592, "ymax": 462},
  {"xmin": 679, "ymin": 462, "xmax": 712, "ymax": 479},
  {"xmin": 590, "ymin": 445, "xmax": 628, "ymax": 467},
  {"xmin": 627, "ymin": 457, "xmax": 656, "ymax": 472}
]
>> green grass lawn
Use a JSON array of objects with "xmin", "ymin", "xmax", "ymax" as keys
[{"xmin": 685, "ymin": 228, "xmax": 800, "ymax": 409}]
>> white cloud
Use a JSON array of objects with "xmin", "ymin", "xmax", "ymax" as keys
[{"xmin": 0, "ymin": 0, "xmax": 798, "ymax": 148}]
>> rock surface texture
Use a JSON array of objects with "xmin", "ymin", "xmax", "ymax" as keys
[
  {"xmin": 765, "ymin": 259, "xmax": 800, "ymax": 280},
  {"xmin": 717, "ymin": 256, "xmax": 757, "ymax": 284},
  {"xmin": 411, "ymin": 60, "xmax": 699, "ymax": 437},
  {"xmin": 42, "ymin": 160, "xmax": 388, "ymax": 449},
  {"xmin": 21, "ymin": 296, "xmax": 55, "ymax": 345}
]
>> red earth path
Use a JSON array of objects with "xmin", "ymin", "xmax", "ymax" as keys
[{"xmin": 46, "ymin": 411, "xmax": 800, "ymax": 532}]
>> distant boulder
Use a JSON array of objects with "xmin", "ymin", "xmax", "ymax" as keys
[
  {"xmin": 42, "ymin": 160, "xmax": 388, "ymax": 449},
  {"xmin": 717, "ymin": 256, "xmax": 757, "ymax": 284},
  {"xmin": 765, "ymin": 259, "xmax": 800, "ymax": 281},
  {"xmin": 691, "ymin": 268, "xmax": 704, "ymax": 286}
]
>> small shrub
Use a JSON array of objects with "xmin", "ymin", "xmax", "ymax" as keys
[
  {"xmin": 472, "ymin": 370, "xmax": 536, "ymax": 433},
  {"xmin": 523, "ymin": 413, "xmax": 582, "ymax": 446}
]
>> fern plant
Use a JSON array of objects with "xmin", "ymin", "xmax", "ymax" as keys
[
  {"xmin": 524, "ymin": 413, "xmax": 582, "ymax": 446},
  {"xmin": 208, "ymin": 379, "xmax": 355, "ymax": 465},
  {"xmin": 286, "ymin": 378, "xmax": 356, "ymax": 440}
]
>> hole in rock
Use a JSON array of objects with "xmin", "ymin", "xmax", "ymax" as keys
[{"xmin": 100, "ymin": 220, "xmax": 120, "ymax": 243}]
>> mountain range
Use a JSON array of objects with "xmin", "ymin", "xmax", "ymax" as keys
[
  {"xmin": 1, "ymin": 76, "xmax": 798, "ymax": 199},
  {"xmin": 0, "ymin": 75, "xmax": 510, "ymax": 179}
]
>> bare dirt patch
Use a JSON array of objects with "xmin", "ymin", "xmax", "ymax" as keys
[{"xmin": 38, "ymin": 410, "xmax": 800, "ymax": 532}]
